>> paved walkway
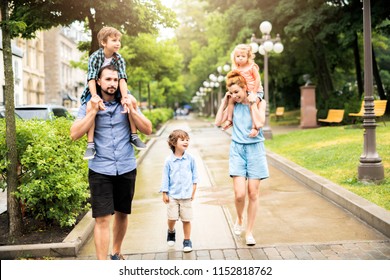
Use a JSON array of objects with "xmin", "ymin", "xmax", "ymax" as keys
[{"xmin": 71, "ymin": 115, "xmax": 389, "ymax": 260}]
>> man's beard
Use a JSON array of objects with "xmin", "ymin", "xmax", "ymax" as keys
[{"xmin": 101, "ymin": 86, "xmax": 117, "ymax": 95}]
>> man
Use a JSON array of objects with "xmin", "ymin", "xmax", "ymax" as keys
[{"xmin": 70, "ymin": 64, "xmax": 152, "ymax": 260}]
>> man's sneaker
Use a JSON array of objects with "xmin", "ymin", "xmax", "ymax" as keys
[
  {"xmin": 167, "ymin": 230, "xmax": 176, "ymax": 246},
  {"xmin": 83, "ymin": 147, "xmax": 96, "ymax": 160},
  {"xmin": 110, "ymin": 253, "xmax": 125, "ymax": 260},
  {"xmin": 130, "ymin": 134, "xmax": 147, "ymax": 150},
  {"xmin": 183, "ymin": 239, "xmax": 192, "ymax": 253}
]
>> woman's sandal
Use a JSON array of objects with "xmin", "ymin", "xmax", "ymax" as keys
[{"xmin": 222, "ymin": 120, "xmax": 233, "ymax": 131}]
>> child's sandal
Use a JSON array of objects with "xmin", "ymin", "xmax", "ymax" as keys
[{"xmin": 222, "ymin": 120, "xmax": 233, "ymax": 131}]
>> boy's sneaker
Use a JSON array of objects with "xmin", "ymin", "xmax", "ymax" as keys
[
  {"xmin": 130, "ymin": 134, "xmax": 147, "ymax": 150},
  {"xmin": 167, "ymin": 230, "xmax": 176, "ymax": 246},
  {"xmin": 183, "ymin": 239, "xmax": 192, "ymax": 253},
  {"xmin": 110, "ymin": 253, "xmax": 125, "ymax": 260},
  {"xmin": 83, "ymin": 147, "xmax": 96, "ymax": 160}
]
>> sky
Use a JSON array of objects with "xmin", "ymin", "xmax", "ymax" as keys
[{"xmin": 158, "ymin": 0, "xmax": 178, "ymax": 40}]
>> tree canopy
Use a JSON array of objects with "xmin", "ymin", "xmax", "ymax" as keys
[{"xmin": 176, "ymin": 0, "xmax": 390, "ymax": 112}]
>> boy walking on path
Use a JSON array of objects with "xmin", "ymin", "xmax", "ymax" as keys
[
  {"xmin": 81, "ymin": 26, "xmax": 146, "ymax": 160},
  {"xmin": 160, "ymin": 129, "xmax": 198, "ymax": 252}
]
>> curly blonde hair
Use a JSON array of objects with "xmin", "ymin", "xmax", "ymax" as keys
[
  {"xmin": 168, "ymin": 129, "xmax": 190, "ymax": 153},
  {"xmin": 230, "ymin": 44, "xmax": 256, "ymax": 69},
  {"xmin": 97, "ymin": 26, "xmax": 122, "ymax": 48}
]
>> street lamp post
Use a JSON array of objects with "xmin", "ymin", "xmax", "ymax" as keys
[
  {"xmin": 217, "ymin": 64, "xmax": 231, "ymax": 107},
  {"xmin": 199, "ymin": 87, "xmax": 208, "ymax": 116},
  {"xmin": 192, "ymin": 91, "xmax": 204, "ymax": 116},
  {"xmin": 202, "ymin": 81, "xmax": 211, "ymax": 116},
  {"xmin": 358, "ymin": 0, "xmax": 384, "ymax": 182},
  {"xmin": 209, "ymin": 74, "xmax": 220, "ymax": 117},
  {"xmin": 250, "ymin": 21, "xmax": 284, "ymax": 139},
  {"xmin": 208, "ymin": 77, "xmax": 215, "ymax": 117}
]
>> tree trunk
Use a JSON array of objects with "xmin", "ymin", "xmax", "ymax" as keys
[
  {"xmin": 313, "ymin": 41, "xmax": 334, "ymax": 101},
  {"xmin": 353, "ymin": 33, "xmax": 364, "ymax": 99},
  {"xmin": 147, "ymin": 82, "xmax": 151, "ymax": 112},
  {"xmin": 372, "ymin": 45, "xmax": 386, "ymax": 100},
  {"xmin": 1, "ymin": 0, "xmax": 23, "ymax": 236},
  {"xmin": 87, "ymin": 13, "xmax": 99, "ymax": 55}
]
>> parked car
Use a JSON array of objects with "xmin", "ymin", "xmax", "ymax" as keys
[
  {"xmin": 14, "ymin": 104, "xmax": 71, "ymax": 121},
  {"xmin": 0, "ymin": 106, "xmax": 22, "ymax": 119},
  {"xmin": 68, "ymin": 107, "xmax": 79, "ymax": 119}
]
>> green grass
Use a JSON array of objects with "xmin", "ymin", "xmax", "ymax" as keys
[
  {"xmin": 265, "ymin": 125, "xmax": 390, "ymax": 210},
  {"xmin": 270, "ymin": 109, "xmax": 300, "ymax": 126}
]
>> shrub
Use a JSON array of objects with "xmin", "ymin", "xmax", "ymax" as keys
[
  {"xmin": 142, "ymin": 108, "xmax": 173, "ymax": 133},
  {"xmin": 0, "ymin": 118, "xmax": 89, "ymax": 227}
]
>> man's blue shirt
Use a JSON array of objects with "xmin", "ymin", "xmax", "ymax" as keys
[
  {"xmin": 77, "ymin": 100, "xmax": 136, "ymax": 175},
  {"xmin": 160, "ymin": 152, "xmax": 198, "ymax": 199}
]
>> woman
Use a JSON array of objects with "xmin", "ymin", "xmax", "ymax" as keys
[{"xmin": 215, "ymin": 70, "xmax": 269, "ymax": 245}]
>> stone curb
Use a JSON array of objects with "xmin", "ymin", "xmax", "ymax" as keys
[{"xmin": 266, "ymin": 150, "xmax": 390, "ymax": 238}]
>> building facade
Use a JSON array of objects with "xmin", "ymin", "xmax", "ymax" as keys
[
  {"xmin": 0, "ymin": 31, "xmax": 24, "ymax": 106},
  {"xmin": 43, "ymin": 24, "xmax": 87, "ymax": 108},
  {"xmin": 2, "ymin": 23, "xmax": 88, "ymax": 108},
  {"xmin": 15, "ymin": 31, "xmax": 45, "ymax": 105}
]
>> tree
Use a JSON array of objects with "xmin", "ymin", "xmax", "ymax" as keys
[
  {"xmin": 1, "ymin": 0, "xmax": 24, "ymax": 236},
  {"xmin": 327, "ymin": 0, "xmax": 390, "ymax": 100},
  {"xmin": 1, "ymin": 0, "xmax": 177, "ymax": 236},
  {"xmin": 7, "ymin": 0, "xmax": 177, "ymax": 54},
  {"xmin": 177, "ymin": 0, "xmax": 264, "ymax": 94},
  {"xmin": 120, "ymin": 33, "xmax": 185, "ymax": 108},
  {"xmin": 178, "ymin": 0, "xmax": 390, "ymax": 112}
]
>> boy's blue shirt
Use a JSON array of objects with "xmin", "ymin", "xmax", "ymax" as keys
[
  {"xmin": 160, "ymin": 151, "xmax": 198, "ymax": 199},
  {"xmin": 80, "ymin": 48, "xmax": 127, "ymax": 104}
]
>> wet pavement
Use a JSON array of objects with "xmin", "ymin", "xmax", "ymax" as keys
[{"xmin": 72, "ymin": 115, "xmax": 389, "ymax": 260}]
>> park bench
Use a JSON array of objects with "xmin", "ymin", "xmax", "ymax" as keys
[
  {"xmin": 275, "ymin": 107, "xmax": 285, "ymax": 121},
  {"xmin": 349, "ymin": 100, "xmax": 387, "ymax": 126},
  {"xmin": 318, "ymin": 109, "xmax": 345, "ymax": 125}
]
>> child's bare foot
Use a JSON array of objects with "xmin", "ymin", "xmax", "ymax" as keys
[{"xmin": 222, "ymin": 120, "xmax": 233, "ymax": 130}]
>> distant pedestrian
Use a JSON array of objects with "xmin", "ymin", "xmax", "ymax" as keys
[
  {"xmin": 81, "ymin": 26, "xmax": 146, "ymax": 161},
  {"xmin": 215, "ymin": 70, "xmax": 269, "ymax": 246},
  {"xmin": 160, "ymin": 129, "xmax": 198, "ymax": 252},
  {"xmin": 70, "ymin": 65, "xmax": 152, "ymax": 260},
  {"xmin": 222, "ymin": 44, "xmax": 264, "ymax": 138}
]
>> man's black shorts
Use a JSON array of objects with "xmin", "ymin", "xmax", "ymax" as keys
[{"xmin": 88, "ymin": 169, "xmax": 136, "ymax": 218}]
